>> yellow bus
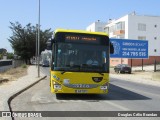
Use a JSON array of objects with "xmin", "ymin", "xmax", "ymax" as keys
[{"xmin": 48, "ymin": 29, "xmax": 113, "ymax": 94}]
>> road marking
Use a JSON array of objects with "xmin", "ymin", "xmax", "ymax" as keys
[
  {"xmin": 103, "ymin": 101, "xmax": 130, "ymax": 111},
  {"xmin": 53, "ymin": 99, "xmax": 130, "ymax": 111}
]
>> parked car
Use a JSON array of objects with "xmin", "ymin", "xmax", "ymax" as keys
[{"xmin": 114, "ymin": 64, "xmax": 131, "ymax": 74}]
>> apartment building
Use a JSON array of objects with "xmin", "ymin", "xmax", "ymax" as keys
[
  {"xmin": 86, "ymin": 13, "xmax": 160, "ymax": 66},
  {"xmin": 86, "ymin": 20, "xmax": 106, "ymax": 32}
]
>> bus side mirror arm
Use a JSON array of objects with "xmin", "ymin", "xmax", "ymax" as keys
[{"xmin": 47, "ymin": 39, "xmax": 56, "ymax": 50}]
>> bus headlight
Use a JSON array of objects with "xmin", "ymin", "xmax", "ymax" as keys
[{"xmin": 53, "ymin": 82, "xmax": 62, "ymax": 90}]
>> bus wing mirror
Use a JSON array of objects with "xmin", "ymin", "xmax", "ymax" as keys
[
  {"xmin": 46, "ymin": 39, "xmax": 51, "ymax": 50},
  {"xmin": 46, "ymin": 39, "xmax": 55, "ymax": 50},
  {"xmin": 110, "ymin": 42, "xmax": 114, "ymax": 54}
]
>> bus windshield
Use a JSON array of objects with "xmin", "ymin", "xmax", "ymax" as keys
[{"xmin": 53, "ymin": 43, "xmax": 109, "ymax": 73}]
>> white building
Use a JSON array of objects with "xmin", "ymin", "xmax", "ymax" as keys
[
  {"xmin": 86, "ymin": 20, "xmax": 106, "ymax": 32},
  {"xmin": 86, "ymin": 12, "xmax": 160, "ymax": 66}
]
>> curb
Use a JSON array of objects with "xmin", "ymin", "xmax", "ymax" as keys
[{"xmin": 7, "ymin": 75, "xmax": 47, "ymax": 120}]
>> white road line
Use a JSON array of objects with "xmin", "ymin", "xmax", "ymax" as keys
[{"xmin": 103, "ymin": 101, "xmax": 130, "ymax": 111}]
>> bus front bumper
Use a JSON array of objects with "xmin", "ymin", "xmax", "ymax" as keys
[{"xmin": 51, "ymin": 81, "xmax": 109, "ymax": 94}]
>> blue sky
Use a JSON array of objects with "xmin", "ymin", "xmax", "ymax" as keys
[{"xmin": 0, "ymin": 0, "xmax": 160, "ymax": 52}]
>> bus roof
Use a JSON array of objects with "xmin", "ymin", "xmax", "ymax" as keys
[{"xmin": 54, "ymin": 29, "xmax": 109, "ymax": 36}]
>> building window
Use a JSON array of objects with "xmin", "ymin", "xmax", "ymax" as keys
[
  {"xmin": 109, "ymin": 25, "xmax": 115, "ymax": 33},
  {"xmin": 155, "ymin": 25, "xmax": 157, "ymax": 28},
  {"xmin": 154, "ymin": 37, "xmax": 157, "ymax": 40},
  {"xmin": 104, "ymin": 27, "xmax": 109, "ymax": 33},
  {"xmin": 116, "ymin": 22, "xmax": 125, "ymax": 30},
  {"xmin": 138, "ymin": 36, "xmax": 146, "ymax": 40},
  {"xmin": 138, "ymin": 23, "xmax": 146, "ymax": 31},
  {"xmin": 154, "ymin": 49, "xmax": 157, "ymax": 52}
]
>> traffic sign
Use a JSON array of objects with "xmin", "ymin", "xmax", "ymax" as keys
[{"xmin": 110, "ymin": 39, "xmax": 148, "ymax": 58}]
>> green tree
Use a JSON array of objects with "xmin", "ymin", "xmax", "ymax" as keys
[
  {"xmin": 0, "ymin": 48, "xmax": 7, "ymax": 60},
  {"xmin": 8, "ymin": 22, "xmax": 52, "ymax": 64},
  {"xmin": 7, "ymin": 52, "xmax": 14, "ymax": 59},
  {"xmin": 0, "ymin": 54, "xmax": 2, "ymax": 59},
  {"xmin": 0, "ymin": 48, "xmax": 7, "ymax": 54}
]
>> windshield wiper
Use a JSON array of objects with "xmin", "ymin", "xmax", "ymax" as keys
[
  {"xmin": 70, "ymin": 65, "xmax": 80, "ymax": 71},
  {"xmin": 61, "ymin": 71, "xmax": 66, "ymax": 74},
  {"xmin": 98, "ymin": 72, "xmax": 104, "ymax": 76},
  {"xmin": 61, "ymin": 65, "xmax": 80, "ymax": 74}
]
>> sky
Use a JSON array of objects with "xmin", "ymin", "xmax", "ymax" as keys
[{"xmin": 0, "ymin": 0, "xmax": 160, "ymax": 52}]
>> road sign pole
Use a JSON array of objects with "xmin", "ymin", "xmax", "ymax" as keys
[
  {"xmin": 142, "ymin": 59, "xmax": 143, "ymax": 71},
  {"xmin": 131, "ymin": 58, "xmax": 132, "ymax": 71},
  {"xmin": 154, "ymin": 59, "xmax": 156, "ymax": 72}
]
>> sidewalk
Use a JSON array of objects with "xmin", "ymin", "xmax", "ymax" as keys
[{"xmin": 0, "ymin": 66, "xmax": 46, "ymax": 113}]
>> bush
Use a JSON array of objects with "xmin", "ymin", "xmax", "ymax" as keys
[{"xmin": 21, "ymin": 64, "xmax": 27, "ymax": 68}]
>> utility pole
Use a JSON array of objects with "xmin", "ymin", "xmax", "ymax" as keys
[
  {"xmin": 36, "ymin": 24, "xmax": 38, "ymax": 67},
  {"xmin": 38, "ymin": 0, "xmax": 40, "ymax": 77}
]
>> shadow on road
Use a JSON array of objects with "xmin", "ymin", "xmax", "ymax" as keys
[{"xmin": 56, "ymin": 84, "xmax": 150, "ymax": 101}]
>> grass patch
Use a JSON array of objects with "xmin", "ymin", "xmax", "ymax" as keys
[
  {"xmin": 21, "ymin": 64, "xmax": 27, "ymax": 68},
  {"xmin": 0, "ymin": 65, "xmax": 28, "ymax": 85}
]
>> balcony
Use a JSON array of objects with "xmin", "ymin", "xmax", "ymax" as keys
[{"xmin": 113, "ymin": 30, "xmax": 125, "ymax": 35}]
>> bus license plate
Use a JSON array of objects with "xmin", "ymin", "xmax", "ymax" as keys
[{"xmin": 75, "ymin": 90, "xmax": 88, "ymax": 93}]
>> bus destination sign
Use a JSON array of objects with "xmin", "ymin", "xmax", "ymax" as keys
[{"xmin": 65, "ymin": 35, "xmax": 99, "ymax": 44}]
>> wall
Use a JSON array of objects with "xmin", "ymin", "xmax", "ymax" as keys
[
  {"xmin": 128, "ymin": 15, "xmax": 160, "ymax": 56},
  {"xmin": 110, "ymin": 56, "xmax": 160, "ymax": 67},
  {"xmin": 110, "ymin": 58, "xmax": 128, "ymax": 66},
  {"xmin": 107, "ymin": 14, "xmax": 160, "ymax": 67},
  {"xmin": 128, "ymin": 56, "xmax": 160, "ymax": 66},
  {"xmin": 86, "ymin": 22, "xmax": 96, "ymax": 32},
  {"xmin": 0, "ymin": 60, "xmax": 12, "ymax": 67},
  {"xmin": 86, "ymin": 21, "xmax": 106, "ymax": 32},
  {"xmin": 0, "ymin": 60, "xmax": 24, "ymax": 73},
  {"xmin": 105, "ymin": 15, "xmax": 128, "ymax": 38}
]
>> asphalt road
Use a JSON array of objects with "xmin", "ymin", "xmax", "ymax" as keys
[{"xmin": 10, "ymin": 67, "xmax": 160, "ymax": 120}]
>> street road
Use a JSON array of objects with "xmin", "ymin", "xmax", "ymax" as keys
[{"xmin": 10, "ymin": 67, "xmax": 160, "ymax": 120}]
